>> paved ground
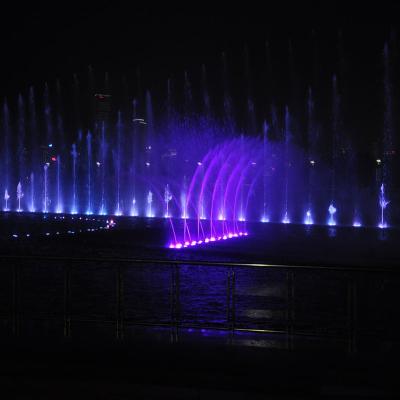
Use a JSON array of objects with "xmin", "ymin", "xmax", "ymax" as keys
[{"xmin": 1, "ymin": 333, "xmax": 398, "ymax": 399}]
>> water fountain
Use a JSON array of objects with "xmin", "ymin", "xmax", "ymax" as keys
[
  {"xmin": 328, "ymin": 204, "xmax": 337, "ymax": 226},
  {"xmin": 146, "ymin": 190, "xmax": 153, "ymax": 218},
  {"xmin": 17, "ymin": 182, "xmax": 23, "ymax": 212},
  {"xmin": 4, "ymin": 189, "xmax": 10, "ymax": 211},
  {"xmin": 0, "ymin": 38, "xmax": 397, "ymax": 249},
  {"xmin": 43, "ymin": 163, "xmax": 49, "ymax": 213},
  {"xmin": 379, "ymin": 183, "xmax": 389, "ymax": 228},
  {"xmin": 164, "ymin": 184, "xmax": 172, "ymax": 218},
  {"xmin": 71, "ymin": 143, "xmax": 78, "ymax": 214},
  {"xmin": 30, "ymin": 172, "xmax": 35, "ymax": 212}
]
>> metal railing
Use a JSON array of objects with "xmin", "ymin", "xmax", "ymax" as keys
[{"xmin": 0, "ymin": 254, "xmax": 398, "ymax": 352}]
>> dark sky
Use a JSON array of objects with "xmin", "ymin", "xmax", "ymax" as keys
[
  {"xmin": 1, "ymin": 1, "xmax": 398, "ymax": 93},
  {"xmin": 1, "ymin": 1, "xmax": 399, "ymax": 150}
]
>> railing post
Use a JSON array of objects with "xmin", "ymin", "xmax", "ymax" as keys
[
  {"xmin": 116, "ymin": 265, "xmax": 124, "ymax": 340},
  {"xmin": 12, "ymin": 263, "xmax": 20, "ymax": 337},
  {"xmin": 231, "ymin": 267, "xmax": 236, "ymax": 333},
  {"xmin": 347, "ymin": 274, "xmax": 357, "ymax": 354},
  {"xmin": 286, "ymin": 270, "xmax": 295, "ymax": 350},
  {"xmin": 227, "ymin": 266, "xmax": 236, "ymax": 343},
  {"xmin": 170, "ymin": 264, "xmax": 180, "ymax": 343},
  {"xmin": 64, "ymin": 264, "xmax": 71, "ymax": 338}
]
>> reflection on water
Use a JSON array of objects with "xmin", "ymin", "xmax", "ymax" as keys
[{"xmin": 0, "ymin": 214, "xmax": 399, "ymax": 353}]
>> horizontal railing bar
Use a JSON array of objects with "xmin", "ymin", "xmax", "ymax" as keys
[
  {"xmin": 0, "ymin": 316, "xmax": 352, "ymax": 338},
  {"xmin": 0, "ymin": 254, "xmax": 397, "ymax": 273},
  {"xmin": 1, "ymin": 314, "xmax": 352, "ymax": 327}
]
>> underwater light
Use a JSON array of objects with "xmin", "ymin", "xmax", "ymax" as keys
[
  {"xmin": 168, "ymin": 231, "xmax": 248, "ymax": 249},
  {"xmin": 304, "ymin": 210, "xmax": 313, "ymax": 225}
]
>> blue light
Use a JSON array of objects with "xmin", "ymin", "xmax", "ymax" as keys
[{"xmin": 304, "ymin": 210, "xmax": 313, "ymax": 225}]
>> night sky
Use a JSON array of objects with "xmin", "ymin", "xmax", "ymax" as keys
[{"xmin": 1, "ymin": 2, "xmax": 400, "ymax": 150}]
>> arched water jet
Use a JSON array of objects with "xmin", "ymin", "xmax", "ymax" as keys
[{"xmin": 210, "ymin": 141, "xmax": 244, "ymax": 235}]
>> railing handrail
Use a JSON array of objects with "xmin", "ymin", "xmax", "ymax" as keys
[{"xmin": 0, "ymin": 253, "xmax": 398, "ymax": 273}]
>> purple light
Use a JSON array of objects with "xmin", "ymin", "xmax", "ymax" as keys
[{"xmin": 168, "ymin": 231, "xmax": 249, "ymax": 250}]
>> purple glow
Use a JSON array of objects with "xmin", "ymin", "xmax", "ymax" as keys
[{"xmin": 168, "ymin": 231, "xmax": 248, "ymax": 249}]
